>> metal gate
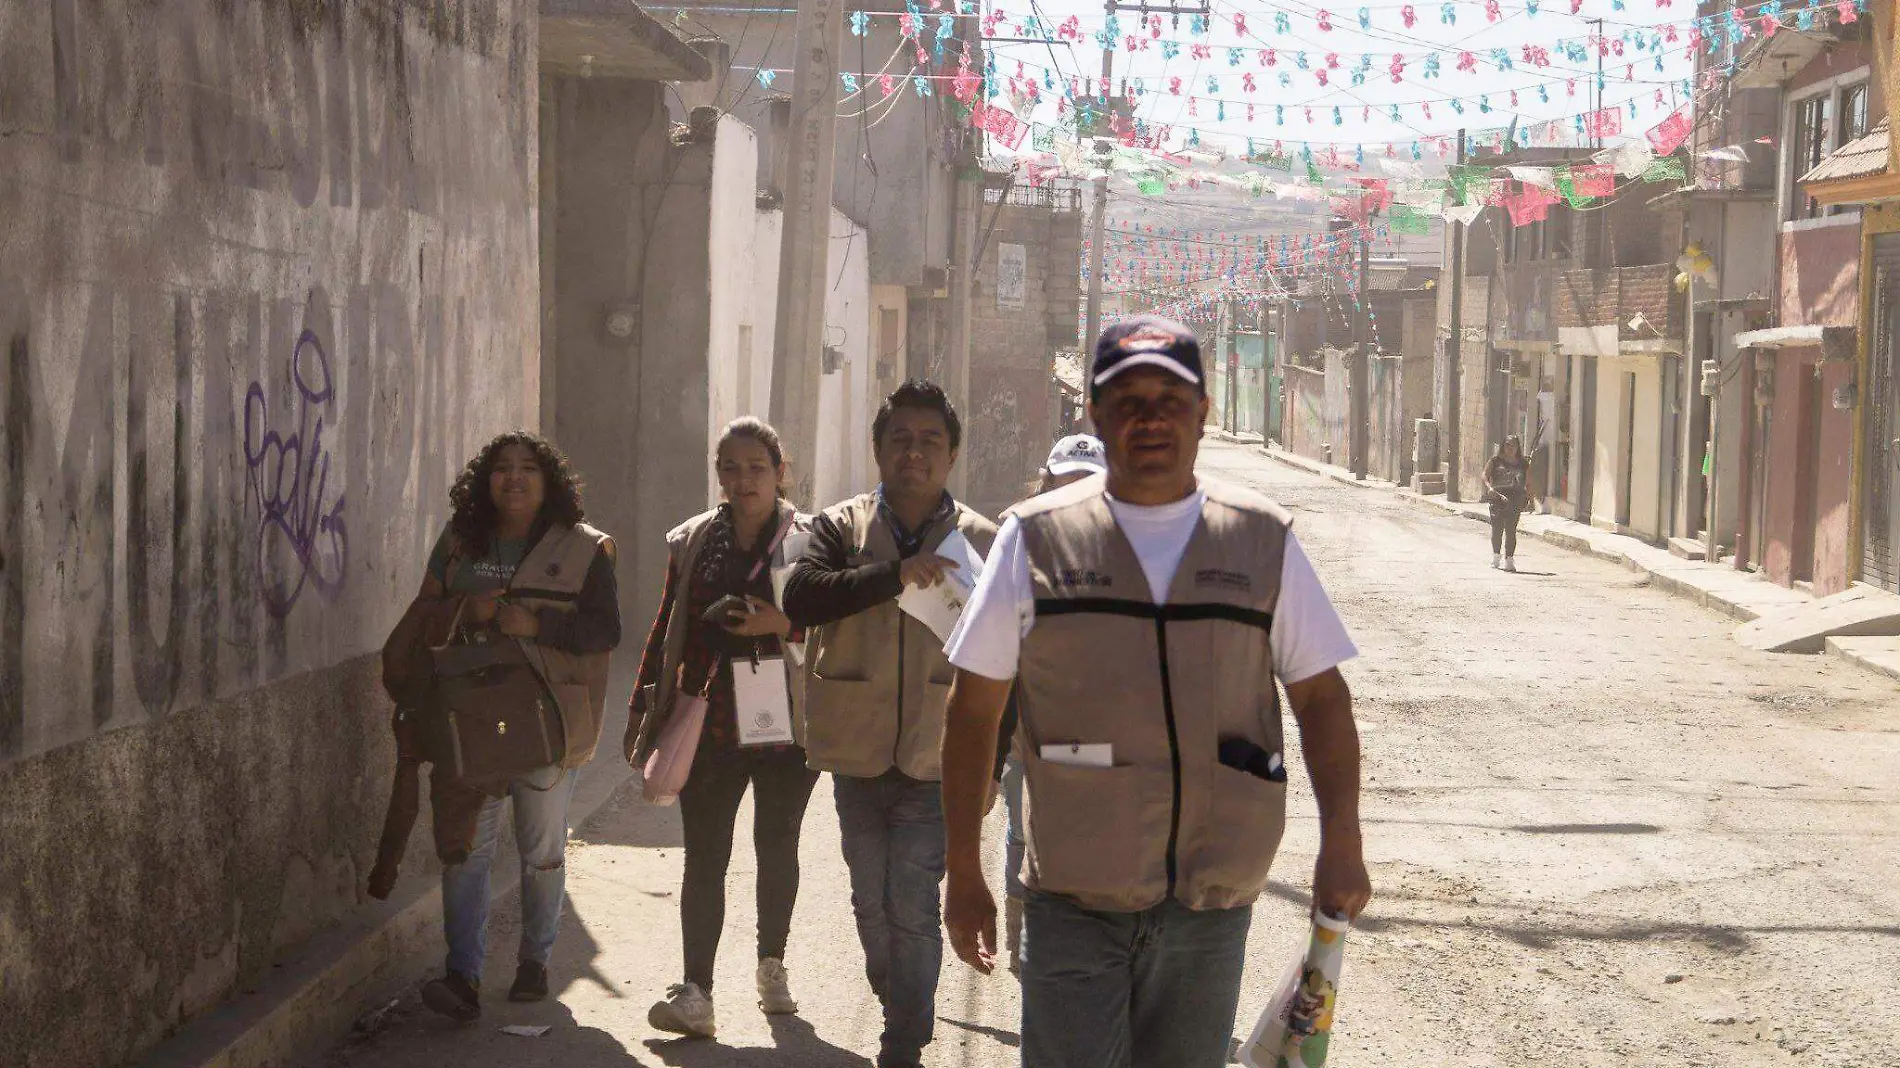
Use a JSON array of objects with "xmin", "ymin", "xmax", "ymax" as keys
[{"xmin": 1864, "ymin": 237, "xmax": 1900, "ymax": 591}]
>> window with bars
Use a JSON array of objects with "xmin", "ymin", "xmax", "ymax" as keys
[
  {"xmin": 1791, "ymin": 93, "xmax": 1832, "ymax": 220},
  {"xmin": 1786, "ymin": 76, "xmax": 1872, "ymax": 222}
]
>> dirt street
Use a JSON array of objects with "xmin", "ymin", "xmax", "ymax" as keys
[{"xmin": 329, "ymin": 440, "xmax": 1900, "ymax": 1068}]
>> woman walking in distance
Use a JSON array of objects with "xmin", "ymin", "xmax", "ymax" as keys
[
  {"xmin": 627, "ymin": 418, "xmax": 821, "ymax": 1038},
  {"xmin": 417, "ymin": 432, "xmax": 621, "ymax": 1020},
  {"xmin": 1484, "ymin": 435, "xmax": 1531, "ymax": 572}
]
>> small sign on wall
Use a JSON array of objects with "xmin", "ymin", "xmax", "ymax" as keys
[{"xmin": 997, "ymin": 243, "xmax": 1027, "ymax": 310}]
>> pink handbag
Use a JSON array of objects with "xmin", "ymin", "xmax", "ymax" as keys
[
  {"xmin": 640, "ymin": 513, "xmax": 797, "ymax": 806},
  {"xmin": 641, "ymin": 688, "xmax": 709, "ymax": 806}
]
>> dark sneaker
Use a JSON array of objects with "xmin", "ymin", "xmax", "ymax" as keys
[
  {"xmin": 509, "ymin": 961, "xmax": 550, "ymax": 1003},
  {"xmin": 422, "ymin": 971, "xmax": 482, "ymax": 1021}
]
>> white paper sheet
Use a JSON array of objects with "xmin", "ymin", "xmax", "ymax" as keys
[
  {"xmin": 1040, "ymin": 743, "xmax": 1113, "ymax": 768},
  {"xmin": 772, "ymin": 530, "xmax": 812, "ymax": 666},
  {"xmin": 897, "ymin": 531, "xmax": 985, "ymax": 644},
  {"xmin": 733, "ymin": 655, "xmax": 794, "ymax": 747}
]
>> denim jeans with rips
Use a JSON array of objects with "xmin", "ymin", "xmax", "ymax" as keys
[{"xmin": 441, "ymin": 767, "xmax": 577, "ymax": 981}]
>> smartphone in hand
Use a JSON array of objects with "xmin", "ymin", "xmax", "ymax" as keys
[{"xmin": 700, "ymin": 594, "xmax": 751, "ymax": 627}]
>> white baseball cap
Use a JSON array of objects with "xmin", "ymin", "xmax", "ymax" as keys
[{"xmin": 1046, "ymin": 434, "xmax": 1107, "ymax": 477}]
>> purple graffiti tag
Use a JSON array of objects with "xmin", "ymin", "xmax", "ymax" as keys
[{"xmin": 243, "ymin": 329, "xmax": 348, "ymax": 618}]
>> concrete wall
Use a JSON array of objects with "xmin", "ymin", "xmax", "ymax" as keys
[
  {"xmin": 1705, "ymin": 200, "xmax": 1778, "ymax": 547},
  {"xmin": 964, "ymin": 197, "xmax": 1083, "ymax": 519},
  {"xmin": 1283, "ymin": 364, "xmax": 1328, "ymax": 465},
  {"xmin": 872, "ymin": 284, "xmax": 910, "ymax": 402},
  {"xmin": 1586, "ymin": 356, "xmax": 1666, "ymax": 539},
  {"xmin": 1369, "ymin": 355, "xmax": 1406, "ymax": 484},
  {"xmin": 708, "ymin": 115, "xmax": 771, "ymax": 501},
  {"xmin": 812, "ymin": 211, "xmax": 875, "ymax": 509},
  {"xmin": 542, "ymin": 72, "xmax": 706, "ymax": 646},
  {"xmin": 1781, "ymin": 219, "xmax": 1863, "ymax": 327},
  {"xmin": 743, "ymin": 203, "xmax": 874, "ymax": 508},
  {"xmin": 0, "ymin": 3, "xmax": 538, "ymax": 1066}
]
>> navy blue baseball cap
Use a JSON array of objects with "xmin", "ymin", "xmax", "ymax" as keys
[{"xmin": 1091, "ymin": 315, "xmax": 1204, "ymax": 394}]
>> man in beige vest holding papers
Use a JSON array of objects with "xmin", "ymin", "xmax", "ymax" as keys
[
  {"xmin": 783, "ymin": 380, "xmax": 997, "ymax": 1068},
  {"xmin": 940, "ymin": 317, "xmax": 1371, "ymax": 1068}
]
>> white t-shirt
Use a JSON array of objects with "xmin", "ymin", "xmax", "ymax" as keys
[{"xmin": 945, "ymin": 489, "xmax": 1358, "ymax": 684}]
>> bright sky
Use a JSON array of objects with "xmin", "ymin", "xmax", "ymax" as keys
[{"xmin": 983, "ymin": 0, "xmax": 1701, "ymax": 156}]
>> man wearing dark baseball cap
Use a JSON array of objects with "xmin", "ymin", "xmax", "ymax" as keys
[
  {"xmin": 1089, "ymin": 314, "xmax": 1206, "ymax": 393},
  {"xmin": 939, "ymin": 317, "xmax": 1369, "ymax": 1067}
]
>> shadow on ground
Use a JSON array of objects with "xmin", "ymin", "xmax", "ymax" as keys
[{"xmin": 643, "ymin": 1016, "xmax": 873, "ymax": 1067}]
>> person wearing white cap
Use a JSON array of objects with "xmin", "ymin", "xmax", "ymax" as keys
[
  {"xmin": 938, "ymin": 316, "xmax": 1369, "ymax": 1068},
  {"xmin": 1040, "ymin": 434, "xmax": 1108, "ymax": 486}
]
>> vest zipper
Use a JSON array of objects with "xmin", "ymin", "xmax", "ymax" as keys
[{"xmin": 1152, "ymin": 616, "xmax": 1184, "ymax": 898}]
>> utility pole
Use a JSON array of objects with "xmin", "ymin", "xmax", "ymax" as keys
[
  {"xmin": 1591, "ymin": 18, "xmax": 1605, "ymax": 150},
  {"xmin": 1081, "ymin": 0, "xmax": 1115, "ymax": 351},
  {"xmin": 769, "ymin": 0, "xmax": 846, "ymax": 506},
  {"xmin": 1227, "ymin": 299, "xmax": 1241, "ymax": 432},
  {"xmin": 1445, "ymin": 129, "xmax": 1466, "ymax": 501},
  {"xmin": 1350, "ymin": 220, "xmax": 1371, "ymax": 480},
  {"xmin": 1261, "ymin": 295, "xmax": 1275, "ymax": 441}
]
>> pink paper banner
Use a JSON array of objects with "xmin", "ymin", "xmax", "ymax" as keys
[
  {"xmin": 1583, "ymin": 107, "xmax": 1624, "ymax": 139},
  {"xmin": 1570, "ymin": 163, "xmax": 1616, "ymax": 197},
  {"xmin": 1647, "ymin": 108, "xmax": 1693, "ymax": 156},
  {"xmin": 973, "ymin": 104, "xmax": 1030, "ymax": 150}
]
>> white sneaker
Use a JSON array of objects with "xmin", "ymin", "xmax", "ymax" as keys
[
  {"xmin": 1503, "ymin": 557, "xmax": 1518, "ymax": 573},
  {"xmin": 649, "ymin": 983, "xmax": 716, "ymax": 1037},
  {"xmin": 757, "ymin": 958, "xmax": 798, "ymax": 1015},
  {"xmin": 1491, "ymin": 553, "xmax": 1501, "ymax": 569}
]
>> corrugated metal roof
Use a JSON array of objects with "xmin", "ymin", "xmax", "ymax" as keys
[{"xmin": 1802, "ymin": 117, "xmax": 1891, "ymax": 185}]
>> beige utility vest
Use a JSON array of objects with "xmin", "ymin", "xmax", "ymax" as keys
[
  {"xmin": 1014, "ymin": 478, "xmax": 1292, "ymax": 913},
  {"xmin": 647, "ymin": 503, "xmax": 815, "ymax": 739},
  {"xmin": 506, "ymin": 522, "xmax": 616, "ymax": 768},
  {"xmin": 801, "ymin": 493, "xmax": 997, "ymax": 781}
]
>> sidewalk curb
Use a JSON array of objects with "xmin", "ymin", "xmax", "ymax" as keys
[
  {"xmin": 1825, "ymin": 636, "xmax": 1900, "ymax": 683},
  {"xmin": 140, "ymin": 722, "xmax": 636, "ymax": 1068},
  {"xmin": 1254, "ymin": 445, "xmax": 1890, "ymax": 663}
]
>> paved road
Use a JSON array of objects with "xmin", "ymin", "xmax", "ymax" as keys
[{"xmin": 330, "ymin": 441, "xmax": 1900, "ymax": 1068}]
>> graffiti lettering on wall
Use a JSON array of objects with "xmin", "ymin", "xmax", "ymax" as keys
[{"xmin": 244, "ymin": 330, "xmax": 349, "ymax": 619}]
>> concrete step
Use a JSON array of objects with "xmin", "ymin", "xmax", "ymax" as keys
[
  {"xmin": 1824, "ymin": 635, "xmax": 1900, "ymax": 682},
  {"xmin": 1735, "ymin": 585, "xmax": 1900, "ymax": 653},
  {"xmin": 1668, "ymin": 537, "xmax": 1708, "ymax": 561},
  {"xmin": 1411, "ymin": 473, "xmax": 1447, "ymax": 495}
]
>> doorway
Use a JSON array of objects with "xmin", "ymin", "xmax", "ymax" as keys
[
  {"xmin": 1864, "ymin": 236, "xmax": 1900, "ymax": 590},
  {"xmin": 1791, "ymin": 364, "xmax": 1823, "ymax": 584},
  {"xmin": 1577, "ymin": 355, "xmax": 1598, "ymax": 521},
  {"xmin": 1618, "ymin": 370, "xmax": 1637, "ymax": 528}
]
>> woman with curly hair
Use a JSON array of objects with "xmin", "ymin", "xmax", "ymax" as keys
[{"xmin": 416, "ymin": 431, "xmax": 621, "ymax": 1021}]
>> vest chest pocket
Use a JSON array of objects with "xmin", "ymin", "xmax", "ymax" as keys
[
  {"xmin": 810, "ymin": 602, "xmax": 885, "ymax": 683},
  {"xmin": 1183, "ymin": 763, "xmax": 1288, "ymax": 907},
  {"xmin": 1023, "ymin": 758, "xmax": 1172, "ymax": 909}
]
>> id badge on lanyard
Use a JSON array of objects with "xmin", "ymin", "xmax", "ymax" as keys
[{"xmin": 733, "ymin": 651, "xmax": 794, "ymax": 747}]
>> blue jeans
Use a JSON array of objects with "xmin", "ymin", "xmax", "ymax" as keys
[
  {"xmin": 833, "ymin": 770, "xmax": 946, "ymax": 1068},
  {"xmin": 442, "ymin": 768, "xmax": 577, "ymax": 981},
  {"xmin": 1020, "ymin": 890, "xmax": 1253, "ymax": 1068},
  {"xmin": 1002, "ymin": 756, "xmax": 1026, "ymax": 899}
]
